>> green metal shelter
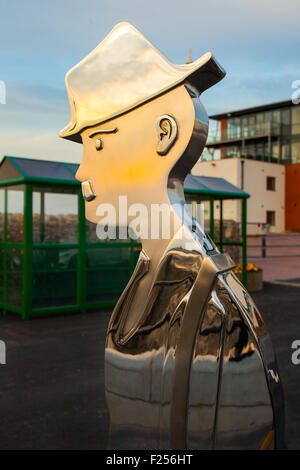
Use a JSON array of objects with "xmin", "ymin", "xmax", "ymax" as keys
[
  {"xmin": 184, "ymin": 174, "xmax": 249, "ymax": 285},
  {"xmin": 0, "ymin": 156, "xmax": 249, "ymax": 319},
  {"xmin": 0, "ymin": 156, "xmax": 140, "ymax": 319}
]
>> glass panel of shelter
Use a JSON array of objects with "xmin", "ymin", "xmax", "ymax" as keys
[
  {"xmin": 32, "ymin": 247, "xmax": 78, "ymax": 308},
  {"xmin": 32, "ymin": 187, "xmax": 78, "ymax": 243},
  {"xmin": 184, "ymin": 195, "xmax": 242, "ymax": 264},
  {"xmin": 6, "ymin": 247, "xmax": 23, "ymax": 307},
  {"xmin": 221, "ymin": 199, "xmax": 242, "ymax": 264},
  {"xmin": 0, "ymin": 247, "xmax": 3, "ymax": 304},
  {"xmin": 7, "ymin": 185, "xmax": 24, "ymax": 243},
  {"xmin": 31, "ymin": 187, "xmax": 79, "ymax": 309},
  {"xmin": 0, "ymin": 188, "xmax": 4, "ymax": 241}
]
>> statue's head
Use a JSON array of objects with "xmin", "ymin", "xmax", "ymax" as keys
[{"xmin": 59, "ymin": 22, "xmax": 225, "ymax": 225}]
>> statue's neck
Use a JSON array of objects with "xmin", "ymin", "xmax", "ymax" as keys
[
  {"xmin": 119, "ymin": 177, "xmax": 211, "ymax": 335},
  {"xmin": 120, "ymin": 197, "xmax": 196, "ymax": 335},
  {"xmin": 136, "ymin": 194, "xmax": 185, "ymax": 271}
]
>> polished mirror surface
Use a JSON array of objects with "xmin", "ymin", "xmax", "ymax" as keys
[{"xmin": 60, "ymin": 22, "xmax": 285, "ymax": 450}]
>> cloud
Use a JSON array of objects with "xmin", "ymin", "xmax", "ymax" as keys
[
  {"xmin": 4, "ymin": 82, "xmax": 67, "ymax": 114},
  {"xmin": 0, "ymin": 129, "xmax": 81, "ymax": 163},
  {"xmin": 0, "ymin": 0, "xmax": 299, "ymax": 162},
  {"xmin": 0, "ymin": 0, "xmax": 299, "ymax": 61},
  {"xmin": 0, "ymin": 81, "xmax": 81, "ymax": 162},
  {"xmin": 202, "ymin": 70, "xmax": 298, "ymax": 116}
]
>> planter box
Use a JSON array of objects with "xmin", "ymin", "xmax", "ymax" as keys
[{"xmin": 237, "ymin": 270, "xmax": 263, "ymax": 292}]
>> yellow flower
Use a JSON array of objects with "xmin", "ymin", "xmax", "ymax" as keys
[{"xmin": 234, "ymin": 262, "xmax": 261, "ymax": 273}]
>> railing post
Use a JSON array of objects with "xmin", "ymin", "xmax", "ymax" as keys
[
  {"xmin": 262, "ymin": 236, "xmax": 266, "ymax": 258},
  {"xmin": 219, "ymin": 199, "xmax": 223, "ymax": 253},
  {"xmin": 242, "ymin": 198, "xmax": 247, "ymax": 288},
  {"xmin": 210, "ymin": 199, "xmax": 215, "ymax": 241}
]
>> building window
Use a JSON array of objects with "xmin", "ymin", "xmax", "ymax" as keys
[
  {"xmin": 281, "ymin": 109, "xmax": 291, "ymax": 137},
  {"xmin": 266, "ymin": 211, "xmax": 276, "ymax": 226},
  {"xmin": 225, "ymin": 146, "xmax": 241, "ymax": 159},
  {"xmin": 281, "ymin": 143, "xmax": 291, "ymax": 164},
  {"xmin": 271, "ymin": 143, "xmax": 279, "ymax": 162},
  {"xmin": 272, "ymin": 111, "xmax": 280, "ymax": 124},
  {"xmin": 292, "ymin": 106, "xmax": 300, "ymax": 135},
  {"xmin": 227, "ymin": 117, "xmax": 241, "ymax": 139},
  {"xmin": 266, "ymin": 176, "xmax": 276, "ymax": 191},
  {"xmin": 291, "ymin": 141, "xmax": 300, "ymax": 164},
  {"xmin": 264, "ymin": 111, "xmax": 271, "ymax": 122}
]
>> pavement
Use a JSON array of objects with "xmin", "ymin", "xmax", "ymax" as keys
[
  {"xmin": 248, "ymin": 233, "xmax": 300, "ymax": 280},
  {"xmin": 0, "ymin": 283, "xmax": 300, "ymax": 449},
  {"xmin": 0, "ymin": 309, "xmax": 111, "ymax": 450},
  {"xmin": 253, "ymin": 283, "xmax": 300, "ymax": 450}
]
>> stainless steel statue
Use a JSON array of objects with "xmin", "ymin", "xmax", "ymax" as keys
[{"xmin": 60, "ymin": 22, "xmax": 285, "ymax": 450}]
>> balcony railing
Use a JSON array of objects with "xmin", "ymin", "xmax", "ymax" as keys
[
  {"xmin": 207, "ymin": 121, "xmax": 281, "ymax": 144},
  {"xmin": 201, "ymin": 149, "xmax": 281, "ymax": 163}
]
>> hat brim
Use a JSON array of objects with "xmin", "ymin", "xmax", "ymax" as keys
[{"xmin": 59, "ymin": 23, "xmax": 225, "ymax": 143}]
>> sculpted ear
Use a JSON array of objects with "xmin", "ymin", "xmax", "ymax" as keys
[{"xmin": 156, "ymin": 114, "xmax": 178, "ymax": 156}]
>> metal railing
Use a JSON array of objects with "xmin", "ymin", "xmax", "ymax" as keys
[
  {"xmin": 248, "ymin": 233, "xmax": 300, "ymax": 258},
  {"xmin": 207, "ymin": 121, "xmax": 283, "ymax": 144}
]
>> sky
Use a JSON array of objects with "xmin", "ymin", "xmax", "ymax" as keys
[{"xmin": 0, "ymin": 0, "xmax": 299, "ymax": 163}]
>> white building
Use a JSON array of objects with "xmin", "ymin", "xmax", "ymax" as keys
[{"xmin": 192, "ymin": 158, "xmax": 285, "ymax": 235}]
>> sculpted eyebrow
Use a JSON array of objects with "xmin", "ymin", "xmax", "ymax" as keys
[{"xmin": 89, "ymin": 128, "xmax": 118, "ymax": 138}]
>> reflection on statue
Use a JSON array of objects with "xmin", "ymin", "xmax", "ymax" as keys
[{"xmin": 60, "ymin": 22, "xmax": 285, "ymax": 449}]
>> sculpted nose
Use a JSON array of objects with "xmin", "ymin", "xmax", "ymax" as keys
[{"xmin": 75, "ymin": 164, "xmax": 86, "ymax": 183}]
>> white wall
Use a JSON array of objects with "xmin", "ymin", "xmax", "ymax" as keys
[
  {"xmin": 191, "ymin": 158, "xmax": 241, "ymax": 228},
  {"xmin": 191, "ymin": 158, "xmax": 285, "ymax": 234},
  {"xmin": 242, "ymin": 159, "xmax": 285, "ymax": 234}
]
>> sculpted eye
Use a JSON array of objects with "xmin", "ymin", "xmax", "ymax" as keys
[
  {"xmin": 89, "ymin": 127, "xmax": 118, "ymax": 149},
  {"xmin": 95, "ymin": 138, "xmax": 103, "ymax": 150}
]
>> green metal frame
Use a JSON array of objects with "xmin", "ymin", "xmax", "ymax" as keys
[
  {"xmin": 0, "ymin": 180, "xmax": 140, "ymax": 319},
  {"xmin": 185, "ymin": 190, "xmax": 248, "ymax": 287}
]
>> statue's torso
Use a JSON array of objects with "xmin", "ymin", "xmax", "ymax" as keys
[{"xmin": 105, "ymin": 232, "xmax": 285, "ymax": 450}]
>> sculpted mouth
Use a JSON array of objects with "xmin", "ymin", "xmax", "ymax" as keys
[{"xmin": 81, "ymin": 181, "xmax": 96, "ymax": 201}]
